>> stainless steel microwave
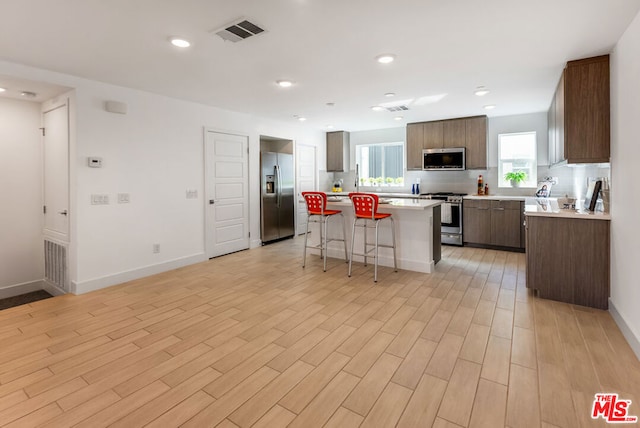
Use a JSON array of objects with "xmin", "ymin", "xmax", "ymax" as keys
[{"xmin": 422, "ymin": 147, "xmax": 466, "ymax": 170}]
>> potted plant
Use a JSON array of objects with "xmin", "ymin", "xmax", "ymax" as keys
[
  {"xmin": 385, "ymin": 177, "xmax": 394, "ymax": 186},
  {"xmin": 504, "ymin": 171, "xmax": 527, "ymax": 187}
]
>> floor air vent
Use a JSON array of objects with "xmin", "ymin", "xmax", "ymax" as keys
[
  {"xmin": 44, "ymin": 239, "xmax": 68, "ymax": 292},
  {"xmin": 212, "ymin": 19, "xmax": 266, "ymax": 43}
]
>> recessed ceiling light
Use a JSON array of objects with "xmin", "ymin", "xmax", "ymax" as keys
[
  {"xmin": 298, "ymin": 117, "xmax": 307, "ymax": 122},
  {"xmin": 276, "ymin": 80, "xmax": 293, "ymax": 88},
  {"xmin": 475, "ymin": 86, "xmax": 490, "ymax": 96},
  {"xmin": 21, "ymin": 91, "xmax": 37, "ymax": 98},
  {"xmin": 371, "ymin": 106, "xmax": 385, "ymax": 112},
  {"xmin": 375, "ymin": 54, "xmax": 396, "ymax": 64},
  {"xmin": 326, "ymin": 102, "xmax": 335, "ymax": 107},
  {"xmin": 394, "ymin": 116, "xmax": 403, "ymax": 121},
  {"xmin": 483, "ymin": 104, "xmax": 496, "ymax": 110},
  {"xmin": 327, "ymin": 125, "xmax": 335, "ymax": 129},
  {"xmin": 0, "ymin": 87, "xmax": 6, "ymax": 93},
  {"xmin": 169, "ymin": 37, "xmax": 191, "ymax": 48},
  {"xmin": 384, "ymin": 92, "xmax": 395, "ymax": 97}
]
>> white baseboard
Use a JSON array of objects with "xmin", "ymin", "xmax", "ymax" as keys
[
  {"xmin": 71, "ymin": 253, "xmax": 207, "ymax": 295},
  {"xmin": 42, "ymin": 280, "xmax": 67, "ymax": 297},
  {"xmin": 0, "ymin": 280, "xmax": 46, "ymax": 299},
  {"xmin": 609, "ymin": 298, "xmax": 640, "ymax": 361}
]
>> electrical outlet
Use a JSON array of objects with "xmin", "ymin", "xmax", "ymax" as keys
[
  {"xmin": 153, "ymin": 244, "xmax": 160, "ymax": 254},
  {"xmin": 118, "ymin": 193, "xmax": 130, "ymax": 204}
]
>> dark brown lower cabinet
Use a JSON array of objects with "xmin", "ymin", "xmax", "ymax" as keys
[
  {"xmin": 525, "ymin": 215, "xmax": 610, "ymax": 309},
  {"xmin": 463, "ymin": 199, "xmax": 524, "ymax": 251},
  {"xmin": 463, "ymin": 200, "xmax": 491, "ymax": 245}
]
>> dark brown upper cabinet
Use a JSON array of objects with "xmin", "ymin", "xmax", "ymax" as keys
[{"xmin": 548, "ymin": 55, "xmax": 610, "ymax": 165}]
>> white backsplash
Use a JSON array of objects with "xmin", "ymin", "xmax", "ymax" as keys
[{"xmin": 329, "ymin": 164, "xmax": 611, "ymax": 201}]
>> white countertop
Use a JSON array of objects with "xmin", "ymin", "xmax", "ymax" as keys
[
  {"xmin": 523, "ymin": 198, "xmax": 611, "ymax": 220},
  {"xmin": 326, "ymin": 197, "xmax": 442, "ymax": 211},
  {"xmin": 464, "ymin": 195, "xmax": 527, "ymax": 201},
  {"xmin": 328, "ymin": 191, "xmax": 427, "ymax": 199}
]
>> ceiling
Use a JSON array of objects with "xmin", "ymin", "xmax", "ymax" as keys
[{"xmin": 1, "ymin": 0, "xmax": 639, "ymax": 131}]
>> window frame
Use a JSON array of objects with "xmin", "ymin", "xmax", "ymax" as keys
[
  {"xmin": 355, "ymin": 141, "xmax": 405, "ymax": 187},
  {"xmin": 497, "ymin": 131, "xmax": 538, "ymax": 188}
]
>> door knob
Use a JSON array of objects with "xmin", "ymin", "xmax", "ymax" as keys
[
  {"xmin": 209, "ymin": 200, "xmax": 215, "ymax": 205},
  {"xmin": 58, "ymin": 210, "xmax": 68, "ymax": 216}
]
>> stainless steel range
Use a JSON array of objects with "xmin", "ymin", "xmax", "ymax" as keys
[{"xmin": 421, "ymin": 192, "xmax": 466, "ymax": 246}]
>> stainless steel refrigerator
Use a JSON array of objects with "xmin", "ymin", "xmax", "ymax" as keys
[{"xmin": 261, "ymin": 151, "xmax": 295, "ymax": 243}]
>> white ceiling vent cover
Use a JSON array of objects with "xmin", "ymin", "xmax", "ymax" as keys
[
  {"xmin": 212, "ymin": 18, "xmax": 266, "ymax": 43},
  {"xmin": 385, "ymin": 105, "xmax": 409, "ymax": 112}
]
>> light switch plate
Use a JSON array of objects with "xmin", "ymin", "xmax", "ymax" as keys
[
  {"xmin": 91, "ymin": 194, "xmax": 109, "ymax": 205},
  {"xmin": 186, "ymin": 189, "xmax": 198, "ymax": 199},
  {"xmin": 118, "ymin": 193, "xmax": 130, "ymax": 204}
]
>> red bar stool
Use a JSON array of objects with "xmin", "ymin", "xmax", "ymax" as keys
[
  {"xmin": 302, "ymin": 191, "xmax": 348, "ymax": 271},
  {"xmin": 348, "ymin": 192, "xmax": 397, "ymax": 282}
]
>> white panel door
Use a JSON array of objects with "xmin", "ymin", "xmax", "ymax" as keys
[
  {"xmin": 206, "ymin": 131, "xmax": 249, "ymax": 258},
  {"xmin": 43, "ymin": 103, "xmax": 69, "ymax": 241},
  {"xmin": 296, "ymin": 144, "xmax": 316, "ymax": 235}
]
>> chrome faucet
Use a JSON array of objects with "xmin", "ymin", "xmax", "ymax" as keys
[{"xmin": 355, "ymin": 163, "xmax": 360, "ymax": 193}]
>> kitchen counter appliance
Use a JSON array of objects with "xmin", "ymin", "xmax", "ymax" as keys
[
  {"xmin": 421, "ymin": 192, "xmax": 466, "ymax": 246},
  {"xmin": 261, "ymin": 151, "xmax": 295, "ymax": 243}
]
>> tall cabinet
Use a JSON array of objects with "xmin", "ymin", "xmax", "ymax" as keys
[{"xmin": 548, "ymin": 55, "xmax": 610, "ymax": 165}]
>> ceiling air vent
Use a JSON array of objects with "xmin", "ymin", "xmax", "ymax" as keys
[
  {"xmin": 385, "ymin": 105, "xmax": 409, "ymax": 112},
  {"xmin": 212, "ymin": 18, "xmax": 266, "ymax": 43}
]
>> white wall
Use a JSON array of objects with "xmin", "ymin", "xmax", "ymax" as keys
[
  {"xmin": 0, "ymin": 60, "xmax": 324, "ymax": 294},
  {"xmin": 0, "ymin": 98, "xmax": 44, "ymax": 294},
  {"xmin": 610, "ymin": 10, "xmax": 640, "ymax": 357},
  {"xmin": 488, "ymin": 112, "xmax": 548, "ymax": 167}
]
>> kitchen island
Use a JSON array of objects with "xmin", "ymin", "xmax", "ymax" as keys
[{"xmin": 305, "ymin": 197, "xmax": 442, "ymax": 274}]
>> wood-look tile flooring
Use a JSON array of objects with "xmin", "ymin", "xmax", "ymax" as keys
[{"xmin": 1, "ymin": 239, "xmax": 639, "ymax": 427}]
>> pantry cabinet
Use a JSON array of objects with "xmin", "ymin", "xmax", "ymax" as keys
[
  {"xmin": 463, "ymin": 199, "xmax": 524, "ymax": 251},
  {"xmin": 406, "ymin": 116, "xmax": 487, "ymax": 170},
  {"xmin": 548, "ymin": 55, "xmax": 609, "ymax": 165}
]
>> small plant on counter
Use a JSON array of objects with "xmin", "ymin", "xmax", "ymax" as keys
[
  {"xmin": 395, "ymin": 177, "xmax": 404, "ymax": 185},
  {"xmin": 385, "ymin": 177, "xmax": 394, "ymax": 185},
  {"xmin": 504, "ymin": 171, "xmax": 527, "ymax": 187}
]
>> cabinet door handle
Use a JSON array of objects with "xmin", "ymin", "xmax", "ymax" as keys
[
  {"xmin": 493, "ymin": 207, "xmax": 505, "ymax": 211},
  {"xmin": 477, "ymin": 207, "xmax": 490, "ymax": 210}
]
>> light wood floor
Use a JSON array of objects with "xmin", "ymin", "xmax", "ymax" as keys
[{"xmin": 1, "ymin": 239, "xmax": 639, "ymax": 427}]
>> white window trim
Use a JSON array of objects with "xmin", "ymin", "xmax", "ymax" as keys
[
  {"xmin": 356, "ymin": 141, "xmax": 405, "ymax": 187},
  {"xmin": 498, "ymin": 131, "xmax": 538, "ymax": 188}
]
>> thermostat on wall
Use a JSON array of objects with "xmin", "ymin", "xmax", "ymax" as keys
[{"xmin": 88, "ymin": 157, "xmax": 103, "ymax": 168}]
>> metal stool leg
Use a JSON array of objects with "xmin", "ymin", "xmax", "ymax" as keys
[
  {"xmin": 348, "ymin": 217, "xmax": 357, "ymax": 277},
  {"xmin": 322, "ymin": 216, "xmax": 329, "ymax": 272},
  {"xmin": 390, "ymin": 217, "xmax": 398, "ymax": 272},
  {"xmin": 302, "ymin": 214, "xmax": 310, "ymax": 268},
  {"xmin": 363, "ymin": 220, "xmax": 368, "ymax": 267},
  {"xmin": 340, "ymin": 214, "xmax": 348, "ymax": 263},
  {"xmin": 374, "ymin": 220, "xmax": 380, "ymax": 282}
]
